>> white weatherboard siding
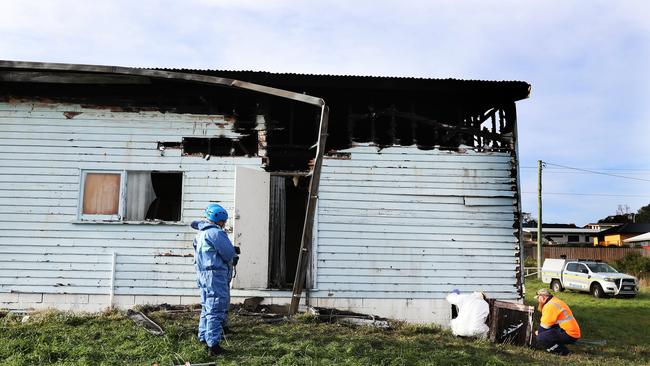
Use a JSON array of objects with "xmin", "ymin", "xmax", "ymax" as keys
[
  {"xmin": 0, "ymin": 101, "xmax": 521, "ymax": 325},
  {"xmin": 0, "ymin": 101, "xmax": 261, "ymax": 308},
  {"xmin": 313, "ymin": 146, "xmax": 520, "ymax": 317}
]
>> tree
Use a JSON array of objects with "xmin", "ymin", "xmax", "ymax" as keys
[
  {"xmin": 614, "ymin": 252, "xmax": 650, "ymax": 279},
  {"xmin": 597, "ymin": 214, "xmax": 633, "ymax": 224},
  {"xmin": 597, "ymin": 204, "xmax": 640, "ymax": 224},
  {"xmin": 636, "ymin": 203, "xmax": 650, "ymax": 223}
]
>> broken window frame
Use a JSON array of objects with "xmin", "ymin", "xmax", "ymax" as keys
[{"xmin": 77, "ymin": 169, "xmax": 184, "ymax": 223}]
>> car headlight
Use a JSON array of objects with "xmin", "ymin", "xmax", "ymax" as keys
[{"xmin": 603, "ymin": 277, "xmax": 616, "ymax": 282}]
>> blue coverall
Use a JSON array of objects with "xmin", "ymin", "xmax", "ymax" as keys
[{"xmin": 191, "ymin": 221, "xmax": 237, "ymax": 347}]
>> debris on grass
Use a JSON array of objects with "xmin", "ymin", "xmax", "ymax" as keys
[
  {"xmin": 242, "ymin": 296, "xmax": 264, "ymax": 311},
  {"xmin": 307, "ymin": 307, "xmax": 392, "ymax": 329},
  {"xmin": 232, "ymin": 299, "xmax": 289, "ymax": 323},
  {"xmin": 6, "ymin": 309, "xmax": 30, "ymax": 317},
  {"xmin": 135, "ymin": 303, "xmax": 201, "ymax": 314},
  {"xmin": 127, "ymin": 309, "xmax": 165, "ymax": 336},
  {"xmin": 579, "ymin": 339, "xmax": 608, "ymax": 346}
]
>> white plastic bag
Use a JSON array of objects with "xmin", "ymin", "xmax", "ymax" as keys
[{"xmin": 446, "ymin": 291, "xmax": 490, "ymax": 338}]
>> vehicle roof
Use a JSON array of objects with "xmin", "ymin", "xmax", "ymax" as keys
[{"xmin": 566, "ymin": 260, "xmax": 608, "ymax": 264}]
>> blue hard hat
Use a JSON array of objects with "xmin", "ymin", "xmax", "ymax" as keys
[{"xmin": 205, "ymin": 203, "xmax": 228, "ymax": 223}]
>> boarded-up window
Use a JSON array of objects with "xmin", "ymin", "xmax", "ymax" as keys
[{"xmin": 82, "ymin": 173, "xmax": 121, "ymax": 215}]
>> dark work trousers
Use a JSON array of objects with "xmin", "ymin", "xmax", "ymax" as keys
[{"xmin": 536, "ymin": 325, "xmax": 578, "ymax": 355}]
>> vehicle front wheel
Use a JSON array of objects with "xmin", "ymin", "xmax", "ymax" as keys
[
  {"xmin": 591, "ymin": 283, "xmax": 606, "ymax": 298},
  {"xmin": 551, "ymin": 279, "xmax": 564, "ymax": 292}
]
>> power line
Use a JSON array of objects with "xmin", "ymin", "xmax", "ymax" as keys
[
  {"xmin": 540, "ymin": 162, "xmax": 650, "ymax": 182},
  {"xmin": 522, "ymin": 171, "xmax": 650, "ymax": 177},
  {"xmin": 522, "ymin": 191, "xmax": 650, "ymax": 198},
  {"xmin": 520, "ymin": 166, "xmax": 650, "ymax": 171}
]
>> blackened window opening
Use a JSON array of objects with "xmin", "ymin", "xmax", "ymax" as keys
[
  {"xmin": 157, "ymin": 141, "xmax": 182, "ymax": 150},
  {"xmin": 264, "ymin": 99, "xmax": 318, "ymax": 171},
  {"xmin": 145, "ymin": 172, "xmax": 183, "ymax": 221},
  {"xmin": 125, "ymin": 171, "xmax": 183, "ymax": 222},
  {"xmin": 182, "ymin": 136, "xmax": 258, "ymax": 157}
]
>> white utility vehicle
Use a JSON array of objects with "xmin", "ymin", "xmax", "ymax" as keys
[{"xmin": 541, "ymin": 258, "xmax": 639, "ymax": 298}]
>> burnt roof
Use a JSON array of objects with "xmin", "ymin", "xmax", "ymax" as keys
[
  {"xmin": 0, "ymin": 60, "xmax": 530, "ymax": 170},
  {"xmin": 0, "ymin": 60, "xmax": 531, "ymax": 104},
  {"xmin": 599, "ymin": 223, "xmax": 650, "ymax": 235},
  {"xmin": 160, "ymin": 68, "xmax": 531, "ymax": 101}
]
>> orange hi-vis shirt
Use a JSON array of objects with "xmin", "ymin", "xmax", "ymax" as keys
[{"xmin": 540, "ymin": 296, "xmax": 581, "ymax": 339}]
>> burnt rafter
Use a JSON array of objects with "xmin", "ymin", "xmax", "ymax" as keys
[
  {"xmin": 0, "ymin": 60, "xmax": 525, "ymax": 159},
  {"xmin": 347, "ymin": 104, "xmax": 514, "ymax": 150}
]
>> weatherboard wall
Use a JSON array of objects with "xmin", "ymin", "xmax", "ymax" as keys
[
  {"xmin": 0, "ymin": 100, "xmax": 522, "ymax": 323},
  {"xmin": 0, "ymin": 101, "xmax": 261, "ymax": 307},
  {"xmin": 312, "ymin": 146, "xmax": 520, "ymax": 302}
]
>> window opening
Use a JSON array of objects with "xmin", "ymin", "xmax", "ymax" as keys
[
  {"xmin": 145, "ymin": 172, "xmax": 183, "ymax": 221},
  {"xmin": 80, "ymin": 170, "xmax": 182, "ymax": 222}
]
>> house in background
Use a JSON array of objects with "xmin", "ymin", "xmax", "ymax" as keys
[
  {"xmin": 584, "ymin": 222, "xmax": 622, "ymax": 231},
  {"xmin": 522, "ymin": 225, "xmax": 599, "ymax": 246},
  {"xmin": 594, "ymin": 223, "xmax": 650, "ymax": 246},
  {"xmin": 0, "ymin": 60, "xmax": 530, "ymax": 324},
  {"xmin": 624, "ymin": 232, "xmax": 650, "ymax": 248}
]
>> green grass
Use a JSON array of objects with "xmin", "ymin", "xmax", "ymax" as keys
[
  {"xmin": 524, "ymin": 278, "xmax": 650, "ymax": 361},
  {"xmin": 1, "ymin": 281, "xmax": 648, "ymax": 366}
]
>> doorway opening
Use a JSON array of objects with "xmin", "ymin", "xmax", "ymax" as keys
[{"xmin": 268, "ymin": 174, "xmax": 310, "ymax": 289}]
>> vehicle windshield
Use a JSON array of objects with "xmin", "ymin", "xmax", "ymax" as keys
[{"xmin": 586, "ymin": 263, "xmax": 618, "ymax": 273}]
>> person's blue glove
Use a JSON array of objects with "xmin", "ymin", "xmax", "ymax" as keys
[{"xmin": 451, "ymin": 289, "xmax": 460, "ymax": 295}]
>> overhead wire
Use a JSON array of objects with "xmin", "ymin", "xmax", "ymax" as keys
[
  {"xmin": 520, "ymin": 161, "xmax": 649, "ymax": 205},
  {"xmin": 521, "ymin": 166, "xmax": 650, "ymax": 171},
  {"xmin": 520, "ymin": 162, "xmax": 650, "ymax": 182},
  {"xmin": 521, "ymin": 192, "xmax": 650, "ymax": 198}
]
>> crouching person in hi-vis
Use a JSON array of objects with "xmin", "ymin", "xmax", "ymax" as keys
[
  {"xmin": 534, "ymin": 288, "xmax": 581, "ymax": 355},
  {"xmin": 192, "ymin": 203, "xmax": 237, "ymax": 357}
]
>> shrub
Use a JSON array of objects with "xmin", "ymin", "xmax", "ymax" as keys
[
  {"xmin": 613, "ymin": 252, "xmax": 650, "ymax": 279},
  {"xmin": 524, "ymin": 257, "xmax": 537, "ymax": 268}
]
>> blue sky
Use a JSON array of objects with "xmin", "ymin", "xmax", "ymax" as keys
[{"xmin": 1, "ymin": 0, "xmax": 648, "ymax": 225}]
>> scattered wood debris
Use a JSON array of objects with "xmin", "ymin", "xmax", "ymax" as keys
[
  {"xmin": 307, "ymin": 307, "xmax": 391, "ymax": 329},
  {"xmin": 127, "ymin": 309, "xmax": 165, "ymax": 336}
]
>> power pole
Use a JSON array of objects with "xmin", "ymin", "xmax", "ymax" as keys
[{"xmin": 537, "ymin": 160, "xmax": 543, "ymax": 279}]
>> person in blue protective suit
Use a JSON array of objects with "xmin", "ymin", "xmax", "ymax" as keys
[
  {"xmin": 191, "ymin": 215, "xmax": 239, "ymax": 338},
  {"xmin": 191, "ymin": 203, "xmax": 237, "ymax": 356}
]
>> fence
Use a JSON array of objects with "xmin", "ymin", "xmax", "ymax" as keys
[{"xmin": 524, "ymin": 246, "xmax": 650, "ymax": 262}]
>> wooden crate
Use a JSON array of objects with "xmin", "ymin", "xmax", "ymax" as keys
[{"xmin": 487, "ymin": 299, "xmax": 535, "ymax": 346}]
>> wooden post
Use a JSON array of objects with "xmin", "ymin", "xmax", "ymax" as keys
[
  {"xmin": 289, "ymin": 105, "xmax": 329, "ymax": 315},
  {"xmin": 109, "ymin": 251, "xmax": 117, "ymax": 309},
  {"xmin": 537, "ymin": 160, "xmax": 543, "ymax": 279}
]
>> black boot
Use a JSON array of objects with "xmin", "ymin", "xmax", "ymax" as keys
[{"xmin": 208, "ymin": 343, "xmax": 227, "ymax": 356}]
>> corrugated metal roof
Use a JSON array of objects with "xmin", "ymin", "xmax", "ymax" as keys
[
  {"xmin": 600, "ymin": 223, "xmax": 650, "ymax": 235},
  {"xmin": 624, "ymin": 232, "xmax": 650, "ymax": 242},
  {"xmin": 0, "ymin": 60, "xmax": 531, "ymax": 101},
  {"xmin": 159, "ymin": 67, "xmax": 527, "ymax": 83},
  {"xmin": 521, "ymin": 228, "xmax": 600, "ymax": 234},
  {"xmin": 157, "ymin": 68, "xmax": 531, "ymax": 100}
]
